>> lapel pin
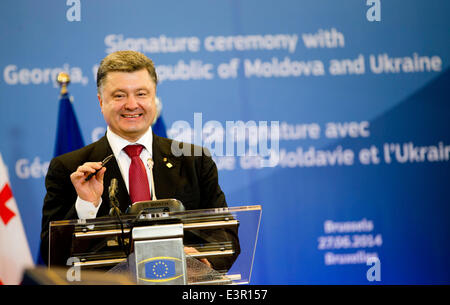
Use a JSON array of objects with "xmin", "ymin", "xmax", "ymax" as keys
[{"xmin": 163, "ymin": 157, "xmax": 173, "ymax": 168}]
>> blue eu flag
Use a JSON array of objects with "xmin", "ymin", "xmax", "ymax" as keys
[
  {"xmin": 54, "ymin": 92, "xmax": 84, "ymax": 156},
  {"xmin": 37, "ymin": 90, "xmax": 84, "ymax": 265},
  {"xmin": 152, "ymin": 97, "xmax": 168, "ymax": 138},
  {"xmin": 145, "ymin": 259, "xmax": 176, "ymax": 280},
  {"xmin": 153, "ymin": 115, "xmax": 167, "ymax": 138}
]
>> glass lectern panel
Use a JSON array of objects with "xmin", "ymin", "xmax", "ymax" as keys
[{"xmin": 49, "ymin": 205, "xmax": 261, "ymax": 285}]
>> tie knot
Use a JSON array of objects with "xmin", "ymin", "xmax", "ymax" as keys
[{"xmin": 123, "ymin": 144, "xmax": 144, "ymax": 158}]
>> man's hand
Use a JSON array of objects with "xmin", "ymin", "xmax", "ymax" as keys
[
  {"xmin": 184, "ymin": 246, "xmax": 212, "ymax": 268},
  {"xmin": 70, "ymin": 162, "xmax": 106, "ymax": 207}
]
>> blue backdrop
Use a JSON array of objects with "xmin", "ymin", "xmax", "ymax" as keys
[{"xmin": 1, "ymin": 0, "xmax": 449, "ymax": 284}]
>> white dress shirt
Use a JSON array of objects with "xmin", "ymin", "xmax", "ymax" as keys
[{"xmin": 75, "ymin": 126, "xmax": 154, "ymax": 219}]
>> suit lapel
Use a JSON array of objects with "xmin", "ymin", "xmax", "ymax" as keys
[{"xmin": 152, "ymin": 133, "xmax": 180, "ymax": 199}]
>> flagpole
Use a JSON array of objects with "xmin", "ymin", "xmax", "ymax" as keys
[
  {"xmin": 53, "ymin": 71, "xmax": 84, "ymax": 157},
  {"xmin": 56, "ymin": 72, "xmax": 70, "ymax": 95}
]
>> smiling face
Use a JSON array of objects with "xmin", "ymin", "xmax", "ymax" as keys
[{"xmin": 98, "ymin": 69, "xmax": 156, "ymax": 142}]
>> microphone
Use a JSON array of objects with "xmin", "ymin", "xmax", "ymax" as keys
[
  {"xmin": 108, "ymin": 178, "xmax": 121, "ymax": 216},
  {"xmin": 108, "ymin": 178, "xmax": 129, "ymax": 259},
  {"xmin": 147, "ymin": 158, "xmax": 156, "ymax": 200},
  {"xmin": 109, "ymin": 178, "xmax": 118, "ymax": 198}
]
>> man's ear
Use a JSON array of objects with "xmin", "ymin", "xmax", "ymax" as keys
[{"xmin": 97, "ymin": 93, "xmax": 103, "ymax": 109}]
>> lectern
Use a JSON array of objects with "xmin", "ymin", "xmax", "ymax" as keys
[{"xmin": 48, "ymin": 205, "xmax": 261, "ymax": 285}]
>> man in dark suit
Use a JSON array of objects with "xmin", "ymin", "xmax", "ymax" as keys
[{"xmin": 40, "ymin": 51, "xmax": 228, "ymax": 264}]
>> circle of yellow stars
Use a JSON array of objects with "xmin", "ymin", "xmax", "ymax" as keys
[{"xmin": 152, "ymin": 261, "xmax": 169, "ymax": 278}]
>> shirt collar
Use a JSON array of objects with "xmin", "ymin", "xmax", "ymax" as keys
[{"xmin": 106, "ymin": 126, "xmax": 153, "ymax": 157}]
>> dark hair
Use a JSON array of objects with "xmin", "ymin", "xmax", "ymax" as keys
[{"xmin": 97, "ymin": 50, "xmax": 157, "ymax": 93}]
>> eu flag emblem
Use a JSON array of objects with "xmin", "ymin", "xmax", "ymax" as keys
[{"xmin": 145, "ymin": 259, "xmax": 176, "ymax": 280}]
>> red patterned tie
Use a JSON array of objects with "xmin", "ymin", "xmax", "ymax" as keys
[{"xmin": 123, "ymin": 144, "xmax": 151, "ymax": 203}]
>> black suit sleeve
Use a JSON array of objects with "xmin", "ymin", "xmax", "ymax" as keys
[
  {"xmin": 187, "ymin": 148, "xmax": 241, "ymax": 272},
  {"xmin": 40, "ymin": 157, "xmax": 78, "ymax": 264}
]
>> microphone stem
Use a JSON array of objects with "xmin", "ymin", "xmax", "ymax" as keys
[{"xmin": 147, "ymin": 158, "xmax": 157, "ymax": 200}]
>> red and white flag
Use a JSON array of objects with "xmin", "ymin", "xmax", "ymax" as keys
[{"xmin": 0, "ymin": 153, "xmax": 34, "ymax": 284}]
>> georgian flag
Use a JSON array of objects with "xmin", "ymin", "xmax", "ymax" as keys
[{"xmin": 0, "ymin": 153, "xmax": 34, "ymax": 284}]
